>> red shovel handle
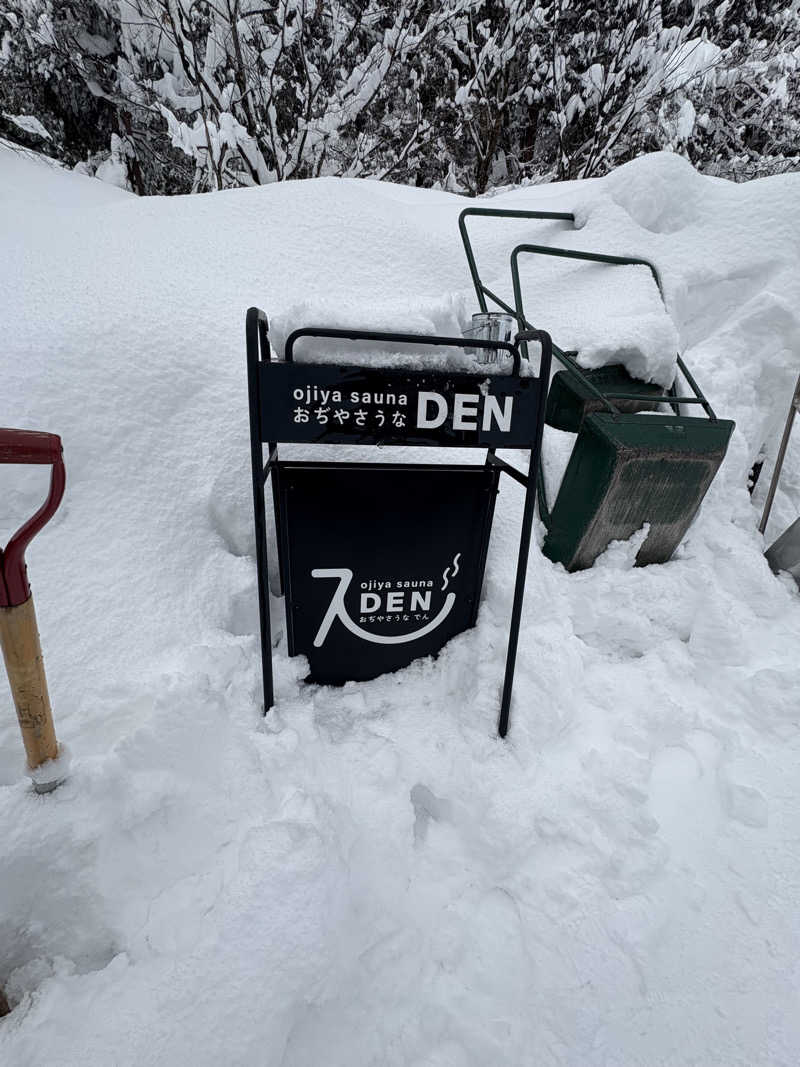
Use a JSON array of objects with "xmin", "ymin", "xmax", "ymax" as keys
[
  {"xmin": 0, "ymin": 428, "xmax": 63, "ymax": 465},
  {"xmin": 0, "ymin": 429, "xmax": 65, "ymax": 607}
]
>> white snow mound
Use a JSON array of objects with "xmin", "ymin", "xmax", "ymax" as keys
[{"xmin": 2, "ymin": 143, "xmax": 800, "ymax": 1066}]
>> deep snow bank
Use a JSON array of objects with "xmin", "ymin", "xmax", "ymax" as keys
[{"xmin": 1, "ymin": 144, "xmax": 800, "ymax": 1066}]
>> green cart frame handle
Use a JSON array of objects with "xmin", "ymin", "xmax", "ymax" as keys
[
  {"xmin": 457, "ymin": 205, "xmax": 721, "ymax": 530},
  {"xmin": 457, "ymin": 206, "xmax": 715, "ymax": 416},
  {"xmin": 509, "ymin": 243, "xmax": 715, "ymax": 419},
  {"xmin": 459, "ymin": 207, "xmax": 576, "ymax": 317}
]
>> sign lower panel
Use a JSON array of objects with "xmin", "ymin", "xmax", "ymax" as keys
[{"xmin": 277, "ymin": 462, "xmax": 499, "ymax": 684}]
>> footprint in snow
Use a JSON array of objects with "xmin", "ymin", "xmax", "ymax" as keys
[
  {"xmin": 410, "ymin": 783, "xmax": 452, "ymax": 846},
  {"xmin": 723, "ymin": 781, "xmax": 769, "ymax": 828}
]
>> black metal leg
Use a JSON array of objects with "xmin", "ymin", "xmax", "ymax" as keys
[
  {"xmin": 271, "ymin": 467, "xmax": 285, "ymax": 597},
  {"xmin": 497, "ymin": 471, "xmax": 536, "ymax": 737},
  {"xmin": 497, "ymin": 328, "xmax": 551, "ymax": 738},
  {"xmin": 247, "ymin": 307, "xmax": 274, "ymax": 714},
  {"xmin": 253, "ymin": 477, "xmax": 274, "ymax": 713}
]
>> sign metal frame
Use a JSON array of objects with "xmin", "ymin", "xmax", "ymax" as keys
[{"xmin": 246, "ymin": 307, "xmax": 551, "ymax": 737}]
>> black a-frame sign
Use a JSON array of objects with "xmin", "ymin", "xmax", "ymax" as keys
[{"xmin": 246, "ymin": 309, "xmax": 551, "ymax": 737}]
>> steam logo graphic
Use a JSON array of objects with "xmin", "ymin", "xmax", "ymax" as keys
[
  {"xmin": 311, "ymin": 556, "xmax": 462, "ymax": 648},
  {"xmin": 441, "ymin": 552, "xmax": 461, "ymax": 591}
]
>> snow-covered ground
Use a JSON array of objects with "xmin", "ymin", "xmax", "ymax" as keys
[{"xmin": 1, "ymin": 144, "xmax": 800, "ymax": 1066}]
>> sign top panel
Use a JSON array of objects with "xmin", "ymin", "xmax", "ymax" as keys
[{"xmin": 259, "ymin": 361, "xmax": 543, "ymax": 448}]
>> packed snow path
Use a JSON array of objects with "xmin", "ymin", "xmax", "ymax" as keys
[{"xmin": 1, "ymin": 145, "xmax": 800, "ymax": 1066}]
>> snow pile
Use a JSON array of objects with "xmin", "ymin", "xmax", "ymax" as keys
[
  {"xmin": 1, "ymin": 144, "xmax": 800, "ymax": 1066},
  {"xmin": 1, "ymin": 114, "xmax": 52, "ymax": 141}
]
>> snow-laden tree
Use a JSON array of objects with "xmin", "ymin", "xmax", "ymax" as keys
[
  {"xmin": 1, "ymin": 0, "xmax": 797, "ymax": 193},
  {"xmin": 434, "ymin": 0, "xmax": 549, "ymax": 194},
  {"xmin": 0, "ymin": 0, "xmax": 116, "ymax": 164},
  {"xmin": 665, "ymin": 0, "xmax": 800, "ymax": 180},
  {"xmin": 116, "ymin": 0, "xmax": 473, "ymax": 191},
  {"xmin": 544, "ymin": 0, "xmax": 710, "ymax": 178}
]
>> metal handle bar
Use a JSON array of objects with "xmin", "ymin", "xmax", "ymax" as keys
[
  {"xmin": 510, "ymin": 245, "xmax": 716, "ymax": 420},
  {"xmin": 457, "ymin": 208, "xmax": 712, "ymax": 414},
  {"xmin": 511, "ymin": 242, "xmax": 664, "ymax": 301},
  {"xmin": 0, "ymin": 428, "xmax": 63, "ymax": 465},
  {"xmin": 285, "ymin": 326, "xmax": 522, "ymax": 375},
  {"xmin": 459, "ymin": 207, "xmax": 575, "ymax": 314},
  {"xmin": 460, "ymin": 208, "xmax": 576, "ymax": 223},
  {"xmin": 457, "ymin": 209, "xmax": 712, "ymax": 414},
  {"xmin": 0, "ymin": 429, "xmax": 65, "ymax": 607},
  {"xmin": 603, "ymin": 392, "xmax": 707, "ymax": 405},
  {"xmin": 460, "ymin": 208, "xmax": 704, "ymax": 411}
]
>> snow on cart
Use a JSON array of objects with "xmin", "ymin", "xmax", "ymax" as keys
[{"xmin": 459, "ymin": 206, "xmax": 735, "ymax": 571}]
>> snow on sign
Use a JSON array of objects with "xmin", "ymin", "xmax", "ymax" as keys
[{"xmin": 247, "ymin": 312, "xmax": 551, "ymax": 736}]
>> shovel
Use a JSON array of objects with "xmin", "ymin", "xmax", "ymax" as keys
[{"xmin": 0, "ymin": 428, "xmax": 66, "ymax": 792}]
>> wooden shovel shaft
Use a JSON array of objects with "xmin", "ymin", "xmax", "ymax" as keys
[{"xmin": 0, "ymin": 595, "xmax": 58, "ymax": 769}]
